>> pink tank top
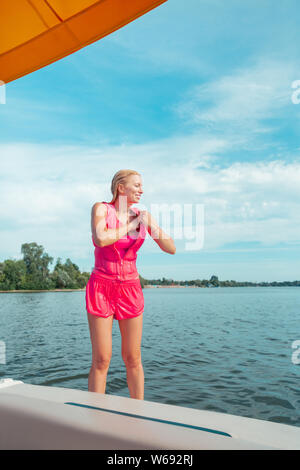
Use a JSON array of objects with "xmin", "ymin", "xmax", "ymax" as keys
[
  {"xmin": 93, "ymin": 202, "xmax": 136, "ymax": 258},
  {"xmin": 115, "ymin": 226, "xmax": 136, "ymax": 258},
  {"xmin": 91, "ymin": 202, "xmax": 146, "ymax": 281}
]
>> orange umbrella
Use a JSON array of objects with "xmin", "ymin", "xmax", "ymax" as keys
[{"xmin": 0, "ymin": 0, "xmax": 167, "ymax": 84}]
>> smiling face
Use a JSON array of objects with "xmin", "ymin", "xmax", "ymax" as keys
[{"xmin": 118, "ymin": 174, "xmax": 143, "ymax": 204}]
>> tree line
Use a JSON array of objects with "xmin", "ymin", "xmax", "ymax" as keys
[
  {"xmin": 0, "ymin": 243, "xmax": 90, "ymax": 290},
  {"xmin": 1, "ymin": 244, "xmax": 299, "ymax": 291},
  {"xmin": 140, "ymin": 275, "xmax": 300, "ymax": 288}
]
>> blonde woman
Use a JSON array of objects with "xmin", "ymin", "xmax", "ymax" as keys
[{"xmin": 85, "ymin": 169, "xmax": 176, "ymax": 399}]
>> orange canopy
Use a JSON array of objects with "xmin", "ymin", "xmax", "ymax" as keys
[{"xmin": 0, "ymin": 0, "xmax": 167, "ymax": 84}]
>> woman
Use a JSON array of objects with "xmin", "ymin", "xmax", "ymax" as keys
[{"xmin": 85, "ymin": 169, "xmax": 176, "ymax": 400}]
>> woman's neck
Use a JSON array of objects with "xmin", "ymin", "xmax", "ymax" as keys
[{"xmin": 112, "ymin": 197, "xmax": 133, "ymax": 215}]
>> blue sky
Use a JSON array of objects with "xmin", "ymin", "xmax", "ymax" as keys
[{"xmin": 1, "ymin": 0, "xmax": 300, "ymax": 282}]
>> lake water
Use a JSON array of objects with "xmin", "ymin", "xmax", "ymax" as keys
[{"xmin": 0, "ymin": 287, "xmax": 299, "ymax": 428}]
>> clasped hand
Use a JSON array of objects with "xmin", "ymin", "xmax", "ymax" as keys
[{"xmin": 129, "ymin": 210, "xmax": 148, "ymax": 230}]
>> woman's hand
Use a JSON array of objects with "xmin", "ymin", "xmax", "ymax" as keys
[
  {"xmin": 137, "ymin": 210, "xmax": 148, "ymax": 226},
  {"xmin": 128, "ymin": 210, "xmax": 148, "ymax": 231}
]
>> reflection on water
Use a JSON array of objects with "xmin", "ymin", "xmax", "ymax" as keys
[{"xmin": 0, "ymin": 287, "xmax": 300, "ymax": 427}]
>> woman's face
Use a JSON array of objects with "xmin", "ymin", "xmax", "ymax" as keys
[{"xmin": 119, "ymin": 174, "xmax": 143, "ymax": 204}]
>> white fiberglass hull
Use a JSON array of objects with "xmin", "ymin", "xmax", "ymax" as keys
[{"xmin": 0, "ymin": 378, "xmax": 299, "ymax": 450}]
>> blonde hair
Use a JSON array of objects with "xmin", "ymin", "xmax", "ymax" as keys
[{"xmin": 109, "ymin": 169, "xmax": 141, "ymax": 204}]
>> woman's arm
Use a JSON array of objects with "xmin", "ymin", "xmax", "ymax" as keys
[
  {"xmin": 91, "ymin": 203, "xmax": 140, "ymax": 247},
  {"xmin": 143, "ymin": 211, "xmax": 176, "ymax": 255}
]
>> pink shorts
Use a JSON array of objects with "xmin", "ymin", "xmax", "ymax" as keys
[{"xmin": 85, "ymin": 273, "xmax": 144, "ymax": 320}]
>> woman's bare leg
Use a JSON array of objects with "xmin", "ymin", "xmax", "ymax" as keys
[
  {"xmin": 118, "ymin": 313, "xmax": 144, "ymax": 400},
  {"xmin": 87, "ymin": 312, "xmax": 114, "ymax": 393}
]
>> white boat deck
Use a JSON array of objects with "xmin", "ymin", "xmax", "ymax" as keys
[{"xmin": 0, "ymin": 379, "xmax": 299, "ymax": 450}]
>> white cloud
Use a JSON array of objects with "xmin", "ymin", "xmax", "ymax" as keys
[{"xmin": 175, "ymin": 57, "xmax": 300, "ymax": 130}]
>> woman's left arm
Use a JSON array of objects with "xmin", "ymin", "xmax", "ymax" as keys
[{"xmin": 141, "ymin": 211, "xmax": 176, "ymax": 255}]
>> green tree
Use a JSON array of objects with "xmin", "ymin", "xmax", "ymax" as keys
[
  {"xmin": 210, "ymin": 275, "xmax": 220, "ymax": 287},
  {"xmin": 139, "ymin": 275, "xmax": 148, "ymax": 289},
  {"xmin": 51, "ymin": 257, "xmax": 89, "ymax": 289},
  {"xmin": 0, "ymin": 259, "xmax": 27, "ymax": 290},
  {"xmin": 50, "ymin": 268, "xmax": 73, "ymax": 288},
  {"xmin": 21, "ymin": 242, "xmax": 54, "ymax": 289},
  {"xmin": 76, "ymin": 272, "xmax": 90, "ymax": 288}
]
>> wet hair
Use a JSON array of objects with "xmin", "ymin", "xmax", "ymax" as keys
[{"xmin": 109, "ymin": 169, "xmax": 141, "ymax": 204}]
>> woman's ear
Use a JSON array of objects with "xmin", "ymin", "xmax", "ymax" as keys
[{"xmin": 118, "ymin": 182, "xmax": 125, "ymax": 194}]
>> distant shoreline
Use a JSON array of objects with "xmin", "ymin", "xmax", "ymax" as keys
[
  {"xmin": 2, "ymin": 243, "xmax": 299, "ymax": 292},
  {"xmin": 0, "ymin": 289, "xmax": 85, "ymax": 293},
  {"xmin": 0, "ymin": 285, "xmax": 298, "ymax": 293},
  {"xmin": 144, "ymin": 285, "xmax": 202, "ymax": 288},
  {"xmin": 0, "ymin": 286, "xmax": 193, "ymax": 293}
]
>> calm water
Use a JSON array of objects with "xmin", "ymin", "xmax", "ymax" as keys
[{"xmin": 0, "ymin": 287, "xmax": 300, "ymax": 427}]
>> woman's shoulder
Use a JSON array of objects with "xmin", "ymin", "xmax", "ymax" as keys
[{"xmin": 91, "ymin": 201, "xmax": 109, "ymax": 217}]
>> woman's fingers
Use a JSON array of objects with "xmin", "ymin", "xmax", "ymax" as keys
[{"xmin": 138, "ymin": 210, "xmax": 148, "ymax": 226}]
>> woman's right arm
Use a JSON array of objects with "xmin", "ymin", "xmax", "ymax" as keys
[{"xmin": 91, "ymin": 202, "xmax": 139, "ymax": 247}]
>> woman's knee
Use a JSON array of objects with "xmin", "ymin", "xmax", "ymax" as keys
[
  {"xmin": 91, "ymin": 354, "xmax": 112, "ymax": 371},
  {"xmin": 122, "ymin": 351, "xmax": 142, "ymax": 368}
]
